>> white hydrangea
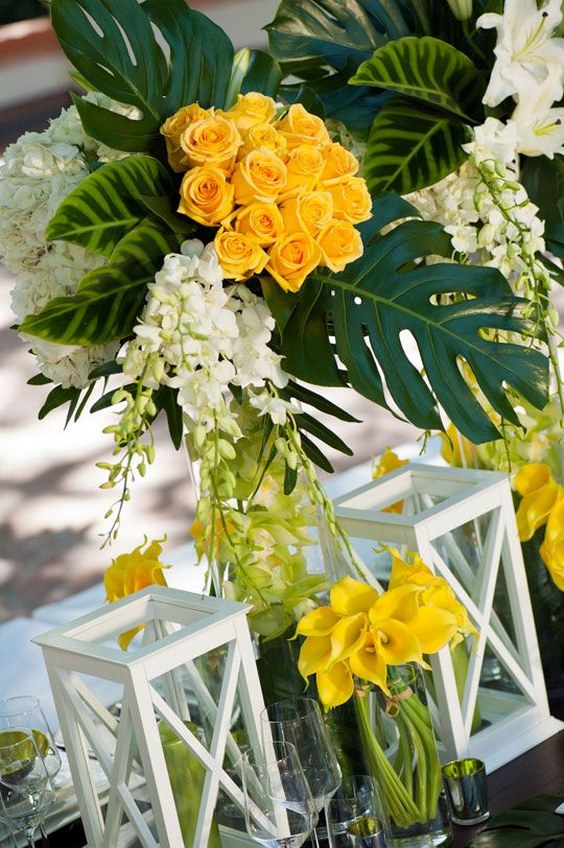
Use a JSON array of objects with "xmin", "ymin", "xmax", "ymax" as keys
[
  {"xmin": 123, "ymin": 240, "xmax": 291, "ymax": 428},
  {"xmin": 1, "ymin": 93, "xmax": 135, "ymax": 388}
]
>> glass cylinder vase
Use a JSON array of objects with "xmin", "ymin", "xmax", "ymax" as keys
[{"xmin": 354, "ymin": 663, "xmax": 453, "ymax": 848}]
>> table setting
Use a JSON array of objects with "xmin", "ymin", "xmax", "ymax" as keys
[{"xmin": 1, "ymin": 0, "xmax": 564, "ymax": 844}]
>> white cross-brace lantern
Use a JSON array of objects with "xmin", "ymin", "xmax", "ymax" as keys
[
  {"xmin": 333, "ymin": 463, "xmax": 563, "ymax": 772},
  {"xmin": 34, "ymin": 586, "xmax": 265, "ymax": 848}
]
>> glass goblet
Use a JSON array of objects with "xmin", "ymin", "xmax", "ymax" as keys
[
  {"xmin": 0, "ymin": 730, "xmax": 55, "ymax": 848},
  {"xmin": 0, "ymin": 697, "xmax": 61, "ymax": 780},
  {"xmin": 241, "ymin": 740, "xmax": 317, "ymax": 848},
  {"xmin": 261, "ymin": 697, "xmax": 342, "ymax": 813}
]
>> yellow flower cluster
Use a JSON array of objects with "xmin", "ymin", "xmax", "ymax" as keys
[
  {"xmin": 160, "ymin": 93, "xmax": 371, "ymax": 292},
  {"xmin": 296, "ymin": 550, "xmax": 476, "ymax": 709},
  {"xmin": 371, "ymin": 447, "xmax": 408, "ymax": 513},
  {"xmin": 514, "ymin": 463, "xmax": 564, "ymax": 590}
]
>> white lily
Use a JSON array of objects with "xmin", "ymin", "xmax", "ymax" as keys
[
  {"xmin": 511, "ymin": 66, "xmax": 564, "ymax": 158},
  {"xmin": 477, "ymin": 0, "xmax": 564, "ymax": 107}
]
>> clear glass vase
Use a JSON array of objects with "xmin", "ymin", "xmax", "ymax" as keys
[{"xmin": 354, "ymin": 663, "xmax": 453, "ymax": 848}]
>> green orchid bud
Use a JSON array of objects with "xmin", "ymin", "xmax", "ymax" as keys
[{"xmin": 446, "ymin": 0, "xmax": 472, "ymax": 20}]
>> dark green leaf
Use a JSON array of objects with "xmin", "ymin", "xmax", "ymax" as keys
[
  {"xmin": 88, "ymin": 360, "xmax": 123, "ymax": 379},
  {"xmin": 139, "ymin": 194, "xmax": 196, "ymax": 236},
  {"xmin": 27, "ymin": 373, "xmax": 52, "ymax": 386},
  {"xmin": 298, "ymin": 412, "xmax": 354, "ymax": 456},
  {"xmin": 21, "ymin": 219, "xmax": 185, "ymax": 346},
  {"xmin": 469, "ymin": 795, "xmax": 564, "ymax": 848},
  {"xmin": 239, "ymin": 50, "xmax": 283, "ymax": 99},
  {"xmin": 50, "ymin": 0, "xmax": 233, "ymax": 151},
  {"xmin": 301, "ymin": 433, "xmax": 335, "ymax": 473},
  {"xmin": 284, "ymin": 462, "xmax": 298, "ymax": 496},
  {"xmin": 364, "ymin": 95, "xmax": 470, "ymax": 194},
  {"xmin": 521, "ymin": 155, "xmax": 564, "ymax": 266},
  {"xmin": 285, "ymin": 381, "xmax": 360, "ymax": 423},
  {"xmin": 265, "ymin": 217, "xmax": 548, "ymax": 443},
  {"xmin": 38, "ymin": 385, "xmax": 82, "ymax": 420},
  {"xmin": 350, "ymin": 37, "xmax": 485, "ymax": 121},
  {"xmin": 46, "ymin": 156, "xmax": 174, "ymax": 258},
  {"xmin": 155, "ymin": 385, "xmax": 183, "ymax": 450}
]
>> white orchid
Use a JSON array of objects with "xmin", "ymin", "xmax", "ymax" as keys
[{"xmin": 477, "ymin": 0, "xmax": 564, "ymax": 107}]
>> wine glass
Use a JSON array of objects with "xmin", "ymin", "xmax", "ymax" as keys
[
  {"xmin": 0, "ymin": 730, "xmax": 55, "ymax": 847},
  {"xmin": 261, "ymin": 698, "xmax": 342, "ymax": 813},
  {"xmin": 0, "ymin": 697, "xmax": 61, "ymax": 780},
  {"xmin": 241, "ymin": 740, "xmax": 317, "ymax": 848}
]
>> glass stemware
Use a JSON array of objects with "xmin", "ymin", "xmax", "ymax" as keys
[
  {"xmin": 0, "ymin": 697, "xmax": 61, "ymax": 780},
  {"xmin": 326, "ymin": 774, "xmax": 390, "ymax": 848},
  {"xmin": 0, "ymin": 730, "xmax": 55, "ymax": 847},
  {"xmin": 241, "ymin": 740, "xmax": 317, "ymax": 848},
  {"xmin": 260, "ymin": 698, "xmax": 342, "ymax": 813}
]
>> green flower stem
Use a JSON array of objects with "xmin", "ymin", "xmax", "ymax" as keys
[{"xmin": 353, "ymin": 692, "xmax": 420, "ymax": 827}]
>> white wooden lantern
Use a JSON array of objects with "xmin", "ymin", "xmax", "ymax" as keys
[
  {"xmin": 34, "ymin": 586, "xmax": 265, "ymax": 848},
  {"xmin": 333, "ymin": 463, "xmax": 563, "ymax": 772}
]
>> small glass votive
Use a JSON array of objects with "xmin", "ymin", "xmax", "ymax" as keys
[
  {"xmin": 442, "ymin": 757, "xmax": 490, "ymax": 826},
  {"xmin": 326, "ymin": 774, "xmax": 390, "ymax": 847}
]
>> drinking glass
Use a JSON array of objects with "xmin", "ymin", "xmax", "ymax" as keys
[
  {"xmin": 260, "ymin": 698, "xmax": 342, "ymax": 812},
  {"xmin": 0, "ymin": 730, "xmax": 55, "ymax": 847},
  {"xmin": 241, "ymin": 740, "xmax": 317, "ymax": 848},
  {"xmin": 0, "ymin": 697, "xmax": 61, "ymax": 780},
  {"xmin": 326, "ymin": 775, "xmax": 390, "ymax": 848}
]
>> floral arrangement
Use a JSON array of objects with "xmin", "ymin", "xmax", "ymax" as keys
[
  {"xmin": 0, "ymin": 0, "xmax": 561, "ymax": 647},
  {"xmin": 296, "ymin": 550, "xmax": 476, "ymax": 827}
]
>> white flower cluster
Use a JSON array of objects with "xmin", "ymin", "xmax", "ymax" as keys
[
  {"xmin": 477, "ymin": 0, "xmax": 564, "ymax": 159},
  {"xmin": 123, "ymin": 239, "xmax": 296, "ymax": 428},
  {"xmin": 1, "ymin": 94, "xmax": 131, "ymax": 387}
]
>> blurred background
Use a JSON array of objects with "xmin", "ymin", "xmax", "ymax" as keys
[{"xmin": 0, "ymin": 0, "xmax": 420, "ymax": 623}]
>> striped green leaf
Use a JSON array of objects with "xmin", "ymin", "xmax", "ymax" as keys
[
  {"xmin": 46, "ymin": 156, "xmax": 176, "ymax": 259},
  {"xmin": 363, "ymin": 95, "xmax": 470, "ymax": 195},
  {"xmin": 20, "ymin": 219, "xmax": 184, "ymax": 346},
  {"xmin": 51, "ymin": 0, "xmax": 233, "ymax": 151},
  {"xmin": 350, "ymin": 37, "xmax": 484, "ymax": 121},
  {"xmin": 262, "ymin": 197, "xmax": 548, "ymax": 444}
]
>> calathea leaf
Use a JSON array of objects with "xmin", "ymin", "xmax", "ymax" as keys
[
  {"xmin": 20, "ymin": 219, "xmax": 185, "ymax": 346},
  {"xmin": 262, "ymin": 202, "xmax": 548, "ymax": 444},
  {"xmin": 46, "ymin": 156, "xmax": 177, "ymax": 258},
  {"xmin": 363, "ymin": 95, "xmax": 470, "ymax": 194},
  {"xmin": 50, "ymin": 0, "xmax": 233, "ymax": 152},
  {"xmin": 349, "ymin": 37, "xmax": 485, "ymax": 122}
]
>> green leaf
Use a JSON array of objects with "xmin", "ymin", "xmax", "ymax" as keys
[
  {"xmin": 239, "ymin": 50, "xmax": 283, "ymax": 99},
  {"xmin": 27, "ymin": 373, "xmax": 52, "ymax": 386},
  {"xmin": 350, "ymin": 37, "xmax": 485, "ymax": 122},
  {"xmin": 298, "ymin": 412, "xmax": 354, "ymax": 456},
  {"xmin": 469, "ymin": 795, "xmax": 564, "ymax": 848},
  {"xmin": 521, "ymin": 155, "xmax": 564, "ymax": 266},
  {"xmin": 50, "ymin": 0, "xmax": 234, "ymax": 151},
  {"xmin": 21, "ymin": 219, "xmax": 185, "ymax": 346},
  {"xmin": 284, "ymin": 381, "xmax": 360, "ymax": 423},
  {"xmin": 155, "ymin": 385, "xmax": 184, "ymax": 450},
  {"xmin": 284, "ymin": 462, "xmax": 298, "ymax": 496},
  {"xmin": 363, "ymin": 95, "xmax": 470, "ymax": 194},
  {"xmin": 264, "ymin": 216, "xmax": 548, "ymax": 444},
  {"xmin": 46, "ymin": 156, "xmax": 175, "ymax": 258},
  {"xmin": 38, "ymin": 385, "xmax": 82, "ymax": 420}
]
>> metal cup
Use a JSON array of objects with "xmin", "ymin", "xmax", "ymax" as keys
[{"xmin": 442, "ymin": 757, "xmax": 490, "ymax": 826}]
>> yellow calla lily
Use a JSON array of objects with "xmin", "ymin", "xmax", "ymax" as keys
[
  {"xmin": 389, "ymin": 549, "xmax": 433, "ymax": 590},
  {"xmin": 515, "ymin": 480, "xmax": 560, "ymax": 541},
  {"xmin": 540, "ymin": 497, "xmax": 564, "ymax": 591},
  {"xmin": 316, "ymin": 661, "xmax": 354, "ymax": 709},
  {"xmin": 370, "ymin": 618, "xmax": 424, "ymax": 666},
  {"xmin": 295, "ymin": 606, "xmax": 339, "ymax": 637},
  {"xmin": 514, "ymin": 463, "xmax": 553, "ymax": 496},
  {"xmin": 368, "ymin": 584, "xmax": 420, "ymax": 627},
  {"xmin": 329, "ymin": 576, "xmax": 379, "ymax": 616},
  {"xmin": 348, "ymin": 633, "xmax": 389, "ymax": 693},
  {"xmin": 104, "ymin": 538, "xmax": 169, "ymax": 603},
  {"xmin": 327, "ymin": 613, "xmax": 368, "ymax": 666},
  {"xmin": 409, "ymin": 607, "xmax": 458, "ymax": 654},
  {"xmin": 440, "ymin": 423, "xmax": 477, "ymax": 469},
  {"xmin": 372, "ymin": 448, "xmax": 408, "ymax": 513},
  {"xmin": 298, "ymin": 635, "xmax": 332, "ymax": 679}
]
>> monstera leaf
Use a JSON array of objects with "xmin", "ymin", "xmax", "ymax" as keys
[
  {"xmin": 469, "ymin": 795, "xmax": 564, "ymax": 848},
  {"xmin": 262, "ymin": 196, "xmax": 548, "ymax": 444},
  {"xmin": 20, "ymin": 219, "xmax": 185, "ymax": 346},
  {"xmin": 50, "ymin": 0, "xmax": 234, "ymax": 152}
]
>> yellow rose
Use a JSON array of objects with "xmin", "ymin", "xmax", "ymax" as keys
[
  {"xmin": 282, "ymin": 144, "xmax": 326, "ymax": 195},
  {"xmin": 276, "ymin": 103, "xmax": 331, "ymax": 150},
  {"xmin": 180, "ymin": 114, "xmax": 242, "ymax": 172},
  {"xmin": 214, "ymin": 229, "xmax": 268, "ymax": 280},
  {"xmin": 324, "ymin": 177, "xmax": 373, "ymax": 224},
  {"xmin": 267, "ymin": 231, "xmax": 322, "ymax": 293},
  {"xmin": 321, "ymin": 142, "xmax": 360, "ymax": 182},
  {"xmin": 317, "ymin": 219, "xmax": 363, "ymax": 273},
  {"xmin": 221, "ymin": 92, "xmax": 277, "ymax": 131},
  {"xmin": 228, "ymin": 202, "xmax": 285, "ymax": 246},
  {"xmin": 279, "ymin": 191, "xmax": 333, "ymax": 236},
  {"xmin": 231, "ymin": 149, "xmax": 287, "ymax": 205},
  {"xmin": 540, "ymin": 497, "xmax": 564, "ymax": 590},
  {"xmin": 160, "ymin": 103, "xmax": 210, "ymax": 172},
  {"xmin": 237, "ymin": 123, "xmax": 288, "ymax": 160},
  {"xmin": 178, "ymin": 165, "xmax": 235, "ymax": 226}
]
